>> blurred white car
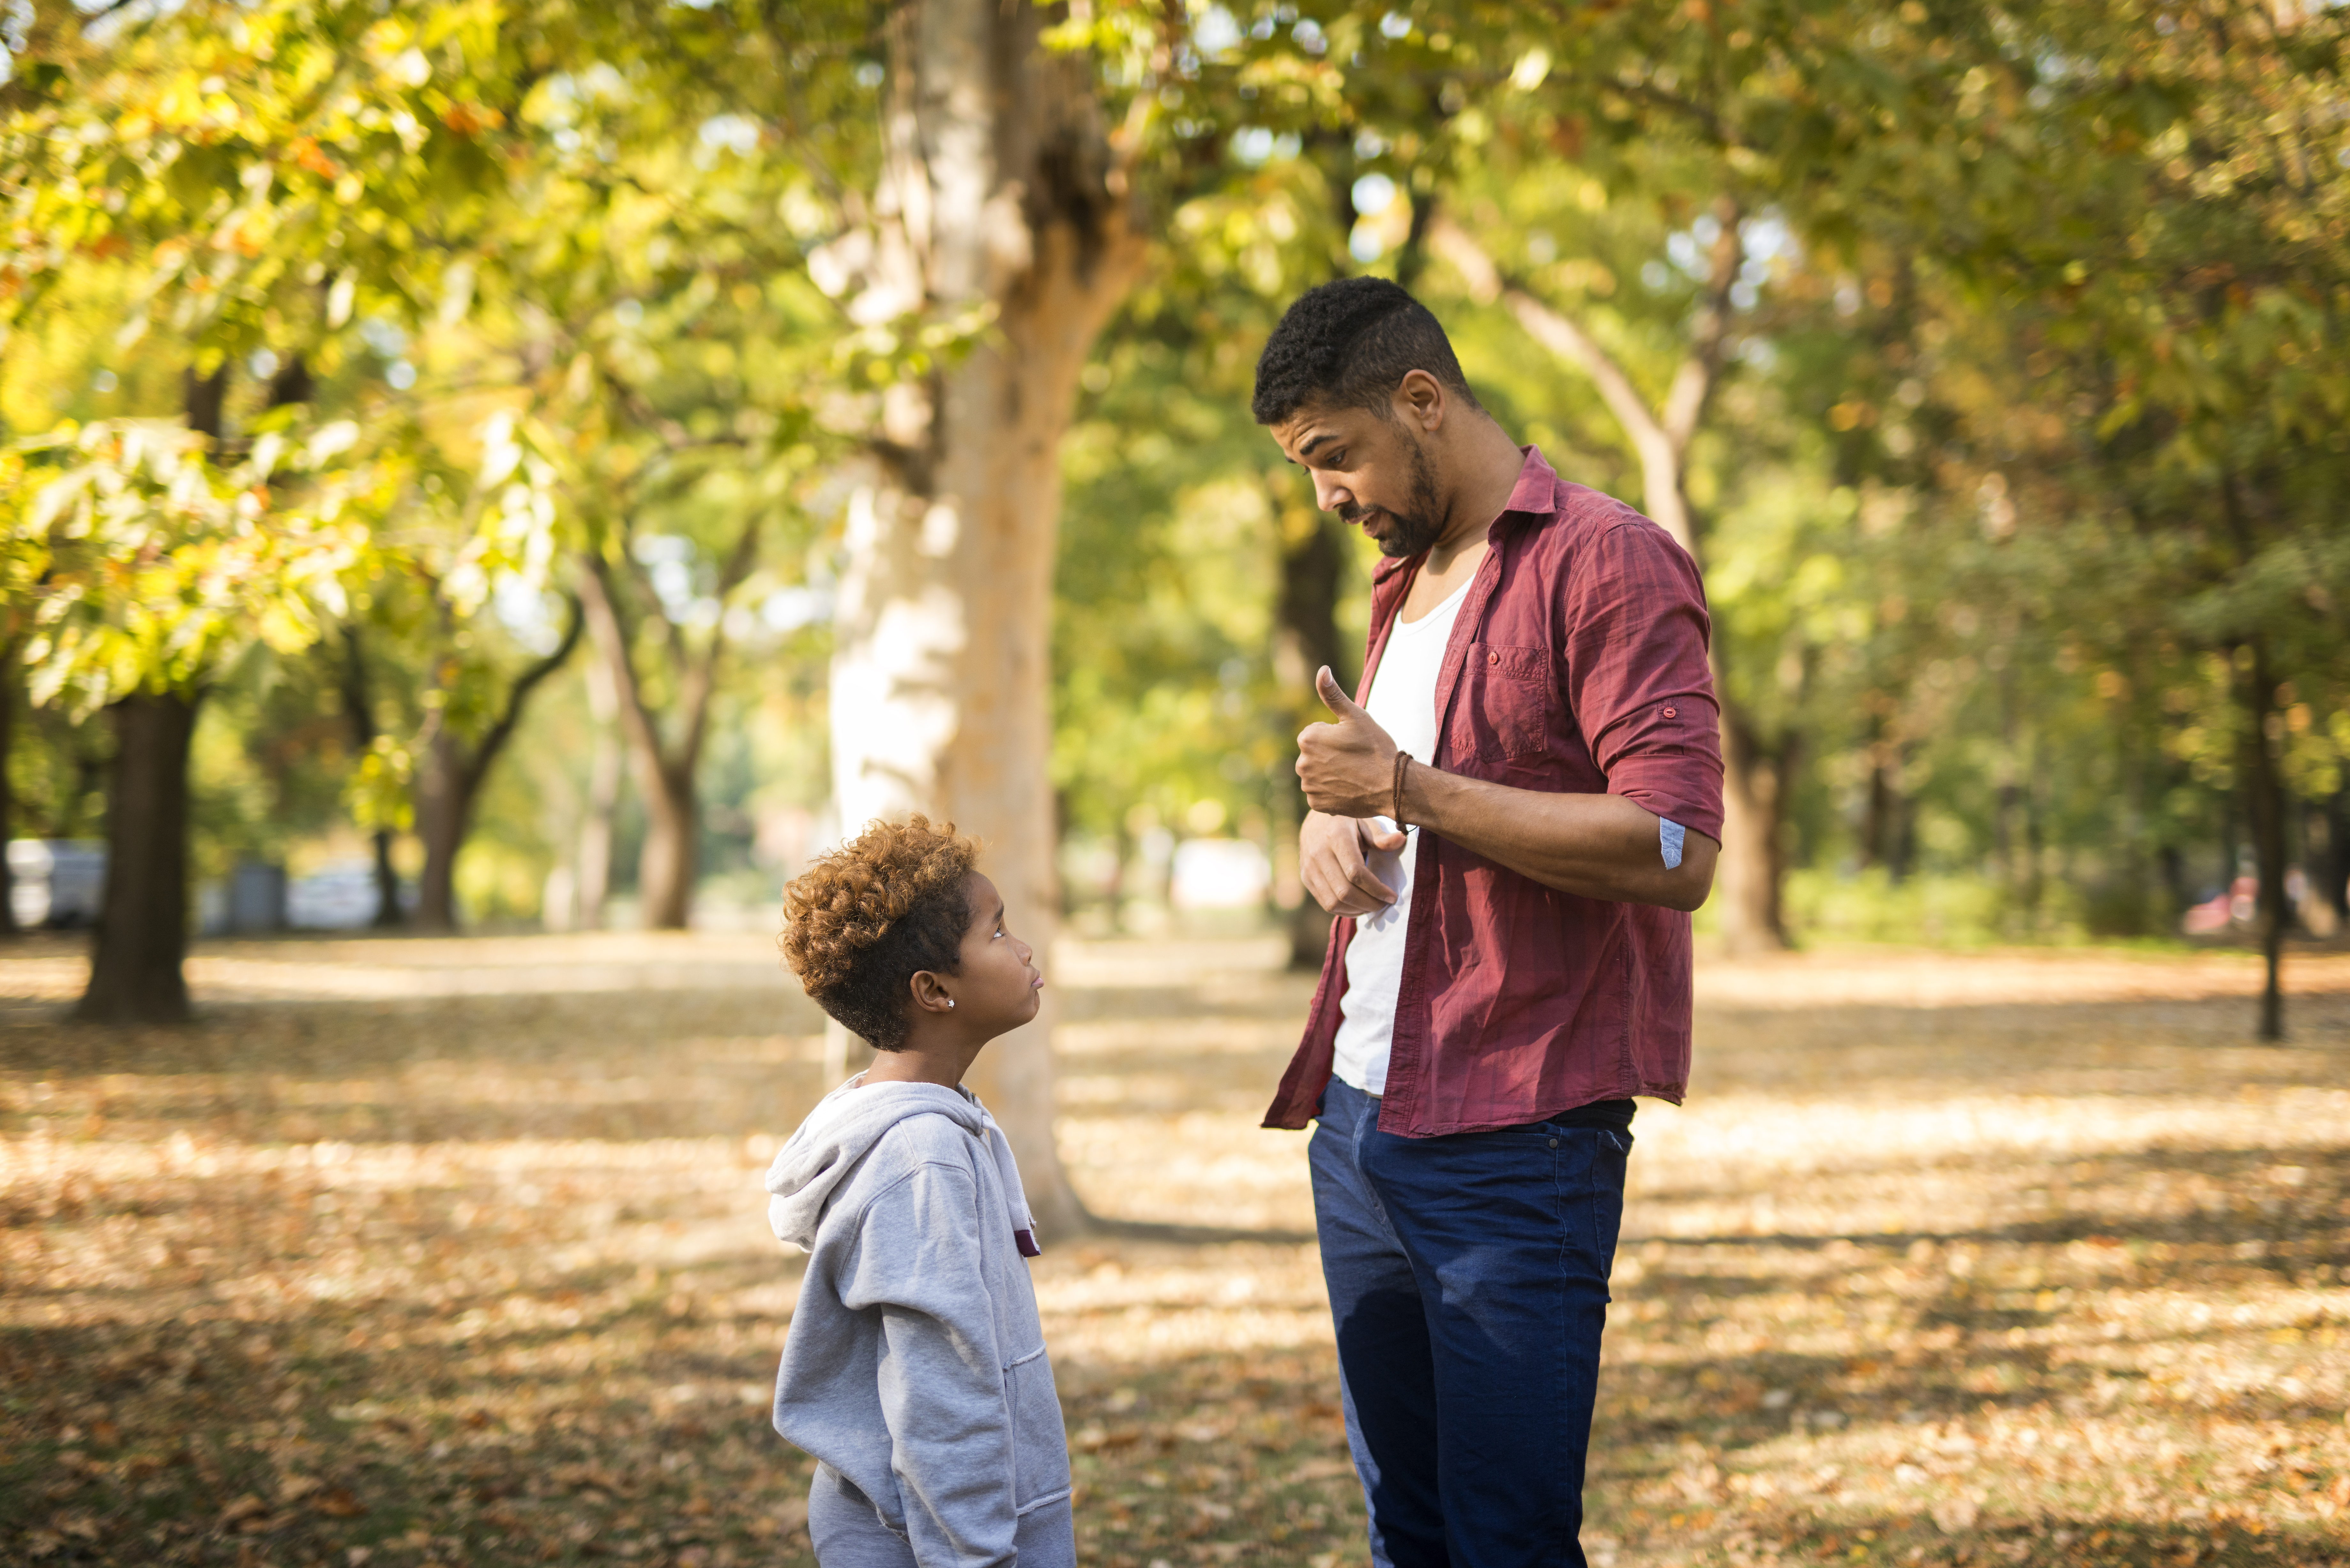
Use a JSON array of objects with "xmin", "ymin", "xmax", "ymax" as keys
[
  {"xmin": 7, "ymin": 840, "xmax": 106, "ymax": 928},
  {"xmin": 1169, "ymin": 837, "xmax": 1272, "ymax": 911},
  {"xmin": 287, "ymin": 861, "xmax": 399, "ymax": 929}
]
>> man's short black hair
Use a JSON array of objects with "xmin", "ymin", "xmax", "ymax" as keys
[{"xmin": 1251, "ymin": 276, "xmax": 1480, "ymax": 426}]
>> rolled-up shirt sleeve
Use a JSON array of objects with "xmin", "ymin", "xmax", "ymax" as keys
[{"xmin": 1559, "ymin": 521, "xmax": 1726, "ymax": 842}]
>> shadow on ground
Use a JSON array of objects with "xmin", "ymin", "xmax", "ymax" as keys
[{"xmin": 4, "ymin": 935, "xmax": 2348, "ymax": 1566}]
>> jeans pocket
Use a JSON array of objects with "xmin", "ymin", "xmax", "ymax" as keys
[{"xmin": 1587, "ymin": 1131, "xmax": 1630, "ymax": 1279}]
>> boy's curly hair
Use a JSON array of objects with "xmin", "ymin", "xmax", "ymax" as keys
[{"xmin": 780, "ymin": 815, "xmax": 979, "ymax": 1051}]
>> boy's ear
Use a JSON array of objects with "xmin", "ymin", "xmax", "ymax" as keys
[{"xmin": 907, "ymin": 969, "xmax": 954, "ymax": 1014}]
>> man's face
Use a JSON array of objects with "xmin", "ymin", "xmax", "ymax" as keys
[{"xmin": 1270, "ymin": 398, "xmax": 1445, "ymax": 558}]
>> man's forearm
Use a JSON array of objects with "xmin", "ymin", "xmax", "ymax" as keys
[{"xmin": 1399, "ymin": 763, "xmax": 1719, "ymax": 911}]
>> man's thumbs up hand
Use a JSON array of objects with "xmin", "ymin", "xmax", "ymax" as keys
[
  {"xmin": 1315, "ymin": 665, "xmax": 1370, "ymax": 723},
  {"xmin": 1297, "ymin": 665, "xmax": 1401, "ymax": 821}
]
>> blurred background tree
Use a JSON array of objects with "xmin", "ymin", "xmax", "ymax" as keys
[{"xmin": 5, "ymin": 0, "xmax": 2346, "ymax": 1046}]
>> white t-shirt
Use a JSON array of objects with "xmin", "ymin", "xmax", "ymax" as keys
[{"xmin": 1329, "ymin": 577, "xmax": 1473, "ymax": 1096}]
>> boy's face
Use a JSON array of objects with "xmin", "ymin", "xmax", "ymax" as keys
[{"xmin": 954, "ymin": 873, "xmax": 1042, "ymax": 1031}]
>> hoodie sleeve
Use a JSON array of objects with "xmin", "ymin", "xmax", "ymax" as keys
[{"xmin": 837, "ymin": 1159, "xmax": 1018, "ymax": 1568}]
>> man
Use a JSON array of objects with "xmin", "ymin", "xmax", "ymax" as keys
[{"xmin": 1257, "ymin": 276, "xmax": 1724, "ymax": 1568}]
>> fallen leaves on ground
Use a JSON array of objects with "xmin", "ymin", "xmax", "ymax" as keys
[{"xmin": 2, "ymin": 932, "xmax": 2346, "ymax": 1567}]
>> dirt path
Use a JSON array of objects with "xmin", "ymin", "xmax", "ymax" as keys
[{"xmin": 3, "ymin": 935, "xmax": 2345, "ymax": 1566}]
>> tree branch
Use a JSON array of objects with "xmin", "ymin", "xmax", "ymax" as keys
[
  {"xmin": 578, "ymin": 551, "xmax": 671, "ymax": 771},
  {"xmin": 673, "ymin": 516, "xmax": 763, "ymax": 777},
  {"xmin": 620, "ymin": 544, "xmax": 694, "ymax": 676},
  {"xmin": 598, "ymin": 362, "xmax": 698, "ymax": 451},
  {"xmin": 1426, "ymin": 215, "xmax": 1697, "ymax": 555},
  {"xmin": 466, "ymin": 595, "xmax": 586, "ymax": 793},
  {"xmin": 1661, "ymin": 195, "xmax": 1744, "ymax": 454}
]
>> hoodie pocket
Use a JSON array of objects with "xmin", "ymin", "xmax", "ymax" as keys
[{"xmin": 1004, "ymin": 1346, "xmax": 1072, "ymax": 1512}]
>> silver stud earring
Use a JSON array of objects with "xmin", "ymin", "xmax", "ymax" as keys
[{"xmin": 946, "ymin": 999, "xmax": 956, "ymax": 1009}]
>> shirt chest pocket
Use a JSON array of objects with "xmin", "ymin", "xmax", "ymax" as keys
[{"xmin": 1446, "ymin": 642, "xmax": 1554, "ymax": 762}]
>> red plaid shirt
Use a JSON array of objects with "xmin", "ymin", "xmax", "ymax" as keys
[{"xmin": 1263, "ymin": 447, "xmax": 1725, "ymax": 1137}]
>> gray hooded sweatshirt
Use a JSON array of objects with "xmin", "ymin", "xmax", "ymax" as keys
[{"xmin": 766, "ymin": 1076, "xmax": 1073, "ymax": 1567}]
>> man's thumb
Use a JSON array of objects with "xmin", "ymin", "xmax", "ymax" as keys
[{"xmin": 1316, "ymin": 665, "xmax": 1364, "ymax": 719}]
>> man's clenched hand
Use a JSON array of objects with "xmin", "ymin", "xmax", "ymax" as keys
[{"xmin": 1298, "ymin": 810, "xmax": 1407, "ymax": 916}]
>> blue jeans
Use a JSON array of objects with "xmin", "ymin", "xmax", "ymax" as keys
[{"xmin": 1310, "ymin": 1078, "xmax": 1630, "ymax": 1568}]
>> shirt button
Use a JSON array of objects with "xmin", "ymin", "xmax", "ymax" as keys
[
  {"xmin": 1488, "ymin": 651, "xmax": 1500, "ymax": 665},
  {"xmin": 1662, "ymin": 706, "xmax": 1678, "ymax": 718}
]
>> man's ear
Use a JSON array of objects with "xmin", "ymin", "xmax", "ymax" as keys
[{"xmin": 1395, "ymin": 368, "xmax": 1447, "ymax": 433}]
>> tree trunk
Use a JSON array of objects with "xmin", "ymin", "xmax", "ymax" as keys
[
  {"xmin": 408, "ymin": 604, "xmax": 584, "ymax": 933},
  {"xmin": 827, "ymin": 0, "xmax": 1145, "ymax": 1239},
  {"xmin": 338, "ymin": 628, "xmax": 405, "ymax": 927},
  {"xmin": 412, "ymin": 728, "xmax": 477, "ymax": 932},
  {"xmin": 2327, "ymin": 788, "xmax": 2350, "ymax": 922},
  {"xmin": 577, "ymin": 563, "xmax": 710, "ymax": 934},
  {"xmin": 0, "ymin": 642, "xmax": 17, "ymax": 938},
  {"xmin": 76, "ymin": 692, "xmax": 201, "ymax": 1023},
  {"xmin": 73, "ymin": 367, "xmax": 228, "ymax": 1014},
  {"xmin": 636, "ymin": 760, "xmax": 698, "ymax": 931},
  {"xmin": 1715, "ymin": 693, "xmax": 1789, "ymax": 954},
  {"xmin": 576, "ymin": 521, "xmax": 754, "ymax": 936},
  {"xmin": 1272, "ymin": 483, "xmax": 1353, "ymax": 971},
  {"xmin": 2241, "ymin": 641, "xmax": 2288, "ymax": 1040},
  {"xmin": 576, "ymin": 717, "xmax": 623, "ymax": 930},
  {"xmin": 367, "ymin": 830, "xmax": 400, "ymax": 928},
  {"xmin": 184, "ymin": 365, "xmax": 228, "ymax": 447},
  {"xmin": 1858, "ymin": 712, "xmax": 1906, "ymax": 877}
]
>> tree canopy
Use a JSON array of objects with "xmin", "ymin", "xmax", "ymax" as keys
[{"xmin": 3, "ymin": 0, "xmax": 2345, "ymax": 1037}]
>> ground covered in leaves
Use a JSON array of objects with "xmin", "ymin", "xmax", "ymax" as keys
[{"xmin": 3, "ymin": 932, "xmax": 2347, "ymax": 1567}]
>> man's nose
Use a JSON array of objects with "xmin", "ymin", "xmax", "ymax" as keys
[{"xmin": 1311, "ymin": 471, "xmax": 1352, "ymax": 513}]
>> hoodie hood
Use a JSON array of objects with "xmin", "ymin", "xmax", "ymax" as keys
[{"xmin": 766, "ymin": 1074, "xmax": 1041, "ymax": 1257}]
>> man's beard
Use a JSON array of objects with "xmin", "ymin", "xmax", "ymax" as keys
[{"xmin": 1342, "ymin": 435, "xmax": 1446, "ymax": 558}]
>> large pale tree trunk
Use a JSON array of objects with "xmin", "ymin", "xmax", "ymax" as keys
[
  {"xmin": 77, "ymin": 692, "xmax": 201, "ymax": 1022},
  {"xmin": 1430, "ymin": 213, "xmax": 1789, "ymax": 952},
  {"xmin": 824, "ymin": 0, "xmax": 1145, "ymax": 1238}
]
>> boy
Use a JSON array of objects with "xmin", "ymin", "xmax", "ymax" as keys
[{"xmin": 764, "ymin": 815, "xmax": 1074, "ymax": 1568}]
